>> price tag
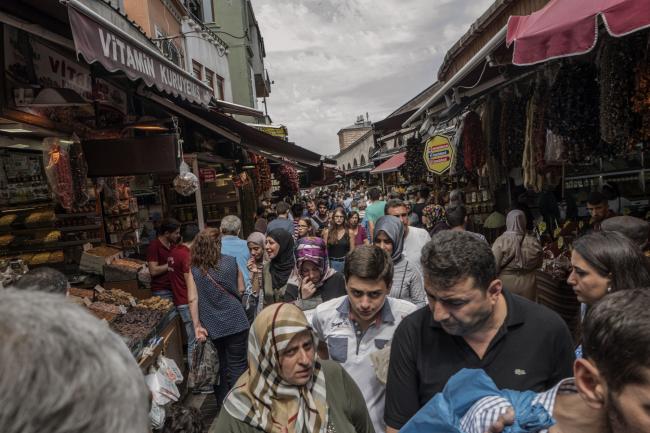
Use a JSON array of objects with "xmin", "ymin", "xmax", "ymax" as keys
[
  {"xmin": 82, "ymin": 297, "xmax": 92, "ymax": 307},
  {"xmin": 118, "ymin": 305, "xmax": 127, "ymax": 314},
  {"xmin": 94, "ymin": 284, "xmax": 105, "ymax": 293}
]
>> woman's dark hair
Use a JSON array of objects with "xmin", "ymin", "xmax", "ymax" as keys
[
  {"xmin": 162, "ymin": 404, "xmax": 203, "ymax": 433},
  {"xmin": 344, "ymin": 245, "xmax": 393, "ymax": 288},
  {"xmin": 583, "ymin": 289, "xmax": 650, "ymax": 392},
  {"xmin": 348, "ymin": 211, "xmax": 360, "ymax": 226},
  {"xmin": 573, "ymin": 231, "xmax": 650, "ymax": 293},
  {"xmin": 190, "ymin": 228, "xmax": 221, "ymax": 274},
  {"xmin": 327, "ymin": 206, "xmax": 349, "ymax": 245}
]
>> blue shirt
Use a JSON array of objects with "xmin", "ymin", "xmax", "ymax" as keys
[
  {"xmin": 266, "ymin": 217, "xmax": 295, "ymax": 236},
  {"xmin": 220, "ymin": 235, "xmax": 251, "ymax": 290}
]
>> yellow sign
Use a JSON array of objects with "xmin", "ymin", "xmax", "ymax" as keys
[{"xmin": 423, "ymin": 135, "xmax": 454, "ymax": 175}]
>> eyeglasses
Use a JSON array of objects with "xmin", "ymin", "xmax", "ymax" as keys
[{"xmin": 298, "ymin": 224, "xmax": 310, "ymax": 228}]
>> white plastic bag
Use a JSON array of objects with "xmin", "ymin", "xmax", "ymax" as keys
[
  {"xmin": 159, "ymin": 355, "xmax": 183, "ymax": 384},
  {"xmin": 173, "ymin": 161, "xmax": 199, "ymax": 196}
]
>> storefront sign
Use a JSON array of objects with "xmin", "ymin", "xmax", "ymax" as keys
[
  {"xmin": 67, "ymin": 6, "xmax": 212, "ymax": 106},
  {"xmin": 423, "ymin": 135, "xmax": 454, "ymax": 175},
  {"xmin": 199, "ymin": 168, "xmax": 216, "ymax": 183}
]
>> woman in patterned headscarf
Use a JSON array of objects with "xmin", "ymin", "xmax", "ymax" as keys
[
  {"xmin": 422, "ymin": 204, "xmax": 450, "ymax": 236},
  {"xmin": 214, "ymin": 303, "xmax": 374, "ymax": 433},
  {"xmin": 284, "ymin": 237, "xmax": 347, "ymax": 312}
]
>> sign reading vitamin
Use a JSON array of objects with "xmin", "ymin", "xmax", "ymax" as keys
[{"xmin": 423, "ymin": 135, "xmax": 454, "ymax": 174}]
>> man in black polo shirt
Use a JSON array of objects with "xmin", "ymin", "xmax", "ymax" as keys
[{"xmin": 384, "ymin": 230, "xmax": 575, "ymax": 433}]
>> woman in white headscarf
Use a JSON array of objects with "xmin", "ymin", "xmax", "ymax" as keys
[
  {"xmin": 214, "ymin": 303, "xmax": 374, "ymax": 433},
  {"xmin": 492, "ymin": 210, "xmax": 543, "ymax": 301},
  {"xmin": 373, "ymin": 215, "xmax": 426, "ymax": 307}
]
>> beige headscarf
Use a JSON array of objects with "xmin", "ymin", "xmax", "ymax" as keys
[{"xmin": 223, "ymin": 303, "xmax": 328, "ymax": 433}]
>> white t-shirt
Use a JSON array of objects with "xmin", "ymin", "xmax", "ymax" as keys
[{"xmin": 403, "ymin": 226, "xmax": 431, "ymax": 274}]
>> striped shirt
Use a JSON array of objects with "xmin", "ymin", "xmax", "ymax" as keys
[{"xmin": 459, "ymin": 378, "xmax": 577, "ymax": 433}]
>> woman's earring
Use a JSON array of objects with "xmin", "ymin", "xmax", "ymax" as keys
[{"xmin": 607, "ymin": 287, "xmax": 612, "ymax": 293}]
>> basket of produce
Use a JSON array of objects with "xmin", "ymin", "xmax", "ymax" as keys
[
  {"xmin": 24, "ymin": 210, "xmax": 56, "ymax": 228},
  {"xmin": 80, "ymin": 245, "xmax": 122, "ymax": 274},
  {"xmin": 104, "ymin": 258, "xmax": 145, "ymax": 282},
  {"xmin": 0, "ymin": 214, "xmax": 17, "ymax": 227},
  {"xmin": 95, "ymin": 288, "xmax": 136, "ymax": 307},
  {"xmin": 87, "ymin": 301, "xmax": 123, "ymax": 322},
  {"xmin": 136, "ymin": 296, "xmax": 174, "ymax": 312}
]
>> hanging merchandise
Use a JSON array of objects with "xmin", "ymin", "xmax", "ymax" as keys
[
  {"xmin": 631, "ymin": 43, "xmax": 650, "ymax": 142},
  {"xmin": 43, "ymin": 137, "xmax": 74, "ymax": 210},
  {"xmin": 498, "ymin": 86, "xmax": 528, "ymax": 168},
  {"xmin": 461, "ymin": 111, "xmax": 486, "ymax": 173},
  {"xmin": 249, "ymin": 152, "xmax": 272, "ymax": 195},
  {"xmin": 450, "ymin": 120, "xmax": 466, "ymax": 177},
  {"xmin": 482, "ymin": 94, "xmax": 502, "ymax": 158},
  {"xmin": 523, "ymin": 77, "xmax": 549, "ymax": 192},
  {"xmin": 401, "ymin": 134, "xmax": 428, "ymax": 182},
  {"xmin": 68, "ymin": 134, "xmax": 90, "ymax": 207},
  {"xmin": 599, "ymin": 33, "xmax": 646, "ymax": 153},
  {"xmin": 170, "ymin": 117, "xmax": 198, "ymax": 196},
  {"xmin": 277, "ymin": 163, "xmax": 299, "ymax": 196},
  {"xmin": 546, "ymin": 62, "xmax": 600, "ymax": 162}
]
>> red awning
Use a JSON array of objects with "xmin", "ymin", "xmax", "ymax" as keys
[
  {"xmin": 506, "ymin": 0, "xmax": 650, "ymax": 66},
  {"xmin": 370, "ymin": 152, "xmax": 406, "ymax": 175}
]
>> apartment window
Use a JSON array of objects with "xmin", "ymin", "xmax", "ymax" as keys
[
  {"xmin": 216, "ymin": 75, "xmax": 225, "ymax": 100},
  {"xmin": 192, "ymin": 60, "xmax": 202, "ymax": 80},
  {"xmin": 205, "ymin": 68, "xmax": 215, "ymax": 94}
]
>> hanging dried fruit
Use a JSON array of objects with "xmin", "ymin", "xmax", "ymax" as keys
[{"xmin": 401, "ymin": 135, "xmax": 427, "ymax": 182}]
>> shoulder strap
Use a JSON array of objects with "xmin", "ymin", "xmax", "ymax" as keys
[{"xmin": 205, "ymin": 270, "xmax": 240, "ymax": 300}]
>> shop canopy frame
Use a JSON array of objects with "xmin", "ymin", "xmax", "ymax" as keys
[
  {"xmin": 507, "ymin": 0, "xmax": 650, "ymax": 66},
  {"xmin": 370, "ymin": 151, "xmax": 406, "ymax": 175}
]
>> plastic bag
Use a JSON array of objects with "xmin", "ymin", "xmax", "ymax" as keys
[
  {"xmin": 544, "ymin": 129, "xmax": 567, "ymax": 165},
  {"xmin": 173, "ymin": 161, "xmax": 199, "ymax": 196},
  {"xmin": 149, "ymin": 402, "xmax": 165, "ymax": 430},
  {"xmin": 159, "ymin": 355, "xmax": 183, "ymax": 384},
  {"xmin": 188, "ymin": 340, "xmax": 218, "ymax": 389},
  {"xmin": 145, "ymin": 368, "xmax": 180, "ymax": 406}
]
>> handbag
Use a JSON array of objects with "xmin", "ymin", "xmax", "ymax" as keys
[{"xmin": 188, "ymin": 340, "xmax": 218, "ymax": 389}]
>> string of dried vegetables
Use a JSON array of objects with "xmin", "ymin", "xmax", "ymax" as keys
[
  {"xmin": 498, "ymin": 86, "xmax": 528, "ymax": 168},
  {"xmin": 523, "ymin": 77, "xmax": 548, "ymax": 192},
  {"xmin": 546, "ymin": 62, "xmax": 600, "ymax": 163},
  {"xmin": 401, "ymin": 135, "xmax": 427, "ymax": 182},
  {"xmin": 599, "ymin": 34, "xmax": 645, "ymax": 153},
  {"xmin": 631, "ymin": 39, "xmax": 650, "ymax": 142},
  {"xmin": 461, "ymin": 111, "xmax": 486, "ymax": 173}
]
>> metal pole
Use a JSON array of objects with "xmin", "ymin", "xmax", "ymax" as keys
[{"xmin": 381, "ymin": 172, "xmax": 385, "ymax": 193}]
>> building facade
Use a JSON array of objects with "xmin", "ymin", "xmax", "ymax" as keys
[
  {"xmin": 335, "ymin": 129, "xmax": 375, "ymax": 173},
  {"xmin": 211, "ymin": 0, "xmax": 271, "ymax": 122},
  {"xmin": 337, "ymin": 114, "xmax": 372, "ymax": 152}
]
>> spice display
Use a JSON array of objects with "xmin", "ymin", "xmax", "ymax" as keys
[
  {"xmin": 250, "ymin": 152, "xmax": 272, "ymax": 195},
  {"xmin": 96, "ymin": 288, "xmax": 136, "ymax": 306},
  {"xmin": 546, "ymin": 62, "xmax": 600, "ymax": 162},
  {"xmin": 136, "ymin": 296, "xmax": 174, "ymax": 312},
  {"xmin": 277, "ymin": 163, "xmax": 299, "ymax": 196},
  {"xmin": 68, "ymin": 138, "xmax": 89, "ymax": 207},
  {"xmin": 599, "ymin": 34, "xmax": 645, "ymax": 153},
  {"xmin": 0, "ymin": 214, "xmax": 17, "ymax": 226},
  {"xmin": 111, "ymin": 258, "xmax": 145, "ymax": 271},
  {"xmin": 43, "ymin": 138, "xmax": 74, "ymax": 210},
  {"xmin": 401, "ymin": 135, "xmax": 427, "ymax": 182},
  {"xmin": 88, "ymin": 302, "xmax": 122, "ymax": 321},
  {"xmin": 110, "ymin": 309, "xmax": 164, "ymax": 343},
  {"xmin": 461, "ymin": 111, "xmax": 486, "ymax": 173}
]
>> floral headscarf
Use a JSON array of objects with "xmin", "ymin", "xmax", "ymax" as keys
[
  {"xmin": 422, "ymin": 204, "xmax": 448, "ymax": 231},
  {"xmin": 223, "ymin": 303, "xmax": 328, "ymax": 433},
  {"xmin": 289, "ymin": 237, "xmax": 338, "ymax": 288}
]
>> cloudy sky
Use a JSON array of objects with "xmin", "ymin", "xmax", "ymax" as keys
[{"xmin": 253, "ymin": 0, "xmax": 494, "ymax": 156}]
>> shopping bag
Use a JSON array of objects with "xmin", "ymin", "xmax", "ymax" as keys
[{"xmin": 188, "ymin": 340, "xmax": 218, "ymax": 389}]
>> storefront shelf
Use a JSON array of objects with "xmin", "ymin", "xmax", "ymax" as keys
[
  {"xmin": 56, "ymin": 212, "xmax": 97, "ymax": 218},
  {"xmin": 59, "ymin": 225, "xmax": 102, "ymax": 232},
  {"xmin": 170, "ymin": 199, "xmax": 238, "ymax": 208},
  {"xmin": 104, "ymin": 211, "xmax": 139, "ymax": 218},
  {"xmin": 0, "ymin": 238, "xmax": 103, "ymax": 254}
]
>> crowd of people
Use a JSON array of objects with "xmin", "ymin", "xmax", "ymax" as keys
[{"xmin": 3, "ymin": 183, "xmax": 650, "ymax": 433}]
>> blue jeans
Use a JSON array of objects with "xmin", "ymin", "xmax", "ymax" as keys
[
  {"xmin": 212, "ymin": 329, "xmax": 248, "ymax": 405},
  {"xmin": 152, "ymin": 290, "xmax": 174, "ymax": 302},
  {"xmin": 329, "ymin": 258, "xmax": 345, "ymax": 273},
  {"xmin": 176, "ymin": 304, "xmax": 195, "ymax": 370}
]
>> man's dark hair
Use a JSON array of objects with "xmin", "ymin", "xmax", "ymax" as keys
[
  {"xmin": 181, "ymin": 224, "xmax": 200, "ymax": 243},
  {"xmin": 583, "ymin": 289, "xmax": 650, "ymax": 392},
  {"xmin": 445, "ymin": 204, "xmax": 467, "ymax": 228},
  {"xmin": 317, "ymin": 199, "xmax": 328, "ymax": 209},
  {"xmin": 159, "ymin": 218, "xmax": 180, "ymax": 235},
  {"xmin": 256, "ymin": 206, "xmax": 266, "ymax": 217},
  {"xmin": 573, "ymin": 231, "xmax": 650, "ymax": 294},
  {"xmin": 369, "ymin": 187, "xmax": 381, "ymax": 201},
  {"xmin": 586, "ymin": 191, "xmax": 607, "ymax": 206},
  {"xmin": 384, "ymin": 198, "xmax": 405, "ymax": 215},
  {"xmin": 12, "ymin": 267, "xmax": 68, "ymax": 295},
  {"xmin": 344, "ymin": 245, "xmax": 394, "ymax": 289},
  {"xmin": 419, "ymin": 186, "xmax": 430, "ymax": 199},
  {"xmin": 291, "ymin": 202, "xmax": 304, "ymax": 219},
  {"xmin": 275, "ymin": 201, "xmax": 290, "ymax": 215},
  {"xmin": 421, "ymin": 230, "xmax": 496, "ymax": 291}
]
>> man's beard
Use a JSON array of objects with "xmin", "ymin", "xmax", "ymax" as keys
[
  {"xmin": 439, "ymin": 303, "xmax": 494, "ymax": 336},
  {"xmin": 606, "ymin": 391, "xmax": 633, "ymax": 433}
]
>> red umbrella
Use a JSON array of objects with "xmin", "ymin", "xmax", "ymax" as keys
[{"xmin": 506, "ymin": 0, "xmax": 650, "ymax": 66}]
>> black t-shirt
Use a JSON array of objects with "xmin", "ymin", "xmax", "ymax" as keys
[
  {"xmin": 284, "ymin": 272, "xmax": 347, "ymax": 303},
  {"xmin": 384, "ymin": 289, "xmax": 575, "ymax": 430}
]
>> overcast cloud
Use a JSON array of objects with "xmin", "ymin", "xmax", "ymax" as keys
[{"xmin": 253, "ymin": 0, "xmax": 494, "ymax": 156}]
